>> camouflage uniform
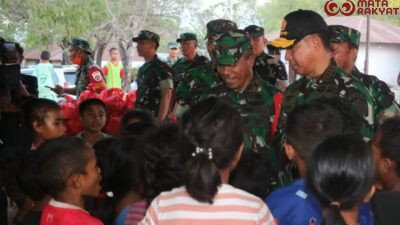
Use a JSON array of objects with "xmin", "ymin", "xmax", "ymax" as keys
[
  {"xmin": 213, "ymin": 30, "xmax": 287, "ymax": 188},
  {"xmin": 244, "ymin": 25, "xmax": 288, "ymax": 86},
  {"xmin": 172, "ymin": 33, "xmax": 209, "ymax": 86},
  {"xmin": 70, "ymin": 37, "xmax": 105, "ymax": 97},
  {"xmin": 282, "ymin": 60, "xmax": 375, "ymax": 139},
  {"xmin": 328, "ymin": 25, "xmax": 399, "ymax": 121},
  {"xmin": 173, "ymin": 20, "xmax": 237, "ymax": 117},
  {"xmin": 132, "ymin": 31, "xmax": 174, "ymax": 117}
]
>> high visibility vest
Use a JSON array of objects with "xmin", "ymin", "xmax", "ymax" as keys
[{"xmin": 105, "ymin": 62, "xmax": 123, "ymax": 88}]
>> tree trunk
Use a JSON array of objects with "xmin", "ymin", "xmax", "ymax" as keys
[
  {"xmin": 119, "ymin": 41, "xmax": 133, "ymax": 93},
  {"xmin": 96, "ymin": 44, "xmax": 105, "ymax": 67}
]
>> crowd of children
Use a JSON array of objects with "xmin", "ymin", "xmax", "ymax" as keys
[{"xmin": 0, "ymin": 94, "xmax": 399, "ymax": 225}]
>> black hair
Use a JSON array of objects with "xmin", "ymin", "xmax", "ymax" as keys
[
  {"xmin": 36, "ymin": 137, "xmax": 90, "ymax": 197},
  {"xmin": 109, "ymin": 47, "xmax": 118, "ymax": 54},
  {"xmin": 141, "ymin": 124, "xmax": 184, "ymax": 205},
  {"xmin": 15, "ymin": 42, "xmax": 24, "ymax": 55},
  {"xmin": 229, "ymin": 151, "xmax": 272, "ymax": 198},
  {"xmin": 78, "ymin": 98, "xmax": 107, "ymax": 117},
  {"xmin": 307, "ymin": 135, "xmax": 375, "ymax": 225},
  {"xmin": 40, "ymin": 50, "xmax": 51, "ymax": 60},
  {"xmin": 287, "ymin": 98, "xmax": 364, "ymax": 163},
  {"xmin": 21, "ymin": 98, "xmax": 61, "ymax": 133},
  {"xmin": 376, "ymin": 117, "xmax": 400, "ymax": 177},
  {"xmin": 119, "ymin": 121, "xmax": 156, "ymax": 138},
  {"xmin": 16, "ymin": 151, "xmax": 47, "ymax": 201},
  {"xmin": 120, "ymin": 109, "xmax": 155, "ymax": 130},
  {"xmin": 97, "ymin": 136, "xmax": 144, "ymax": 224},
  {"xmin": 93, "ymin": 137, "xmax": 117, "ymax": 189},
  {"xmin": 181, "ymin": 97, "xmax": 243, "ymax": 204}
]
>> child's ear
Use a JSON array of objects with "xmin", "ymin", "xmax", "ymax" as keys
[
  {"xmin": 284, "ymin": 143, "xmax": 297, "ymax": 161},
  {"xmin": 364, "ymin": 185, "xmax": 376, "ymax": 203},
  {"xmin": 383, "ymin": 157, "xmax": 395, "ymax": 174},
  {"xmin": 67, "ymin": 174, "xmax": 83, "ymax": 190},
  {"xmin": 33, "ymin": 121, "xmax": 43, "ymax": 133}
]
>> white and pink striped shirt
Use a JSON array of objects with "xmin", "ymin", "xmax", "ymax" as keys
[{"xmin": 139, "ymin": 184, "xmax": 276, "ymax": 225}]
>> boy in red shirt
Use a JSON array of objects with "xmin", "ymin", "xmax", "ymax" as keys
[{"xmin": 37, "ymin": 137, "xmax": 103, "ymax": 225}]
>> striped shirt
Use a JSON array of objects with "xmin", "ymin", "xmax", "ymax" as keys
[
  {"xmin": 139, "ymin": 184, "xmax": 276, "ymax": 225},
  {"xmin": 115, "ymin": 199, "xmax": 147, "ymax": 225}
]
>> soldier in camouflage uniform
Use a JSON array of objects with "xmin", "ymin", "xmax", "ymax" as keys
[
  {"xmin": 132, "ymin": 30, "xmax": 173, "ymax": 125},
  {"xmin": 173, "ymin": 20, "xmax": 237, "ymax": 117},
  {"xmin": 172, "ymin": 33, "xmax": 209, "ymax": 86},
  {"xmin": 244, "ymin": 25, "xmax": 288, "ymax": 90},
  {"xmin": 328, "ymin": 25, "xmax": 399, "ymax": 121},
  {"xmin": 165, "ymin": 42, "xmax": 180, "ymax": 67},
  {"xmin": 213, "ymin": 30, "xmax": 287, "ymax": 188},
  {"xmin": 271, "ymin": 10, "xmax": 391, "ymax": 140},
  {"xmin": 53, "ymin": 37, "xmax": 106, "ymax": 97}
]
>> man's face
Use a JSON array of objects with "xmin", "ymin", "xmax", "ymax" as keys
[
  {"xmin": 249, "ymin": 35, "xmax": 267, "ymax": 56},
  {"xmin": 330, "ymin": 42, "xmax": 357, "ymax": 73},
  {"xmin": 284, "ymin": 35, "xmax": 315, "ymax": 76},
  {"xmin": 136, "ymin": 39, "xmax": 156, "ymax": 57},
  {"xmin": 80, "ymin": 104, "xmax": 107, "ymax": 133},
  {"xmin": 217, "ymin": 52, "xmax": 254, "ymax": 91},
  {"xmin": 179, "ymin": 40, "xmax": 197, "ymax": 58},
  {"xmin": 110, "ymin": 49, "xmax": 120, "ymax": 61},
  {"xmin": 69, "ymin": 46, "xmax": 83, "ymax": 65},
  {"xmin": 168, "ymin": 48, "xmax": 180, "ymax": 58}
]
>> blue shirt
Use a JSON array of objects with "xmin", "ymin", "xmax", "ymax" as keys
[{"xmin": 265, "ymin": 179, "xmax": 373, "ymax": 225}]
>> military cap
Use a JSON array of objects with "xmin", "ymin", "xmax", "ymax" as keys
[
  {"xmin": 176, "ymin": 32, "xmax": 197, "ymax": 43},
  {"xmin": 167, "ymin": 42, "xmax": 179, "ymax": 49},
  {"xmin": 213, "ymin": 30, "xmax": 250, "ymax": 66},
  {"xmin": 69, "ymin": 37, "xmax": 92, "ymax": 55},
  {"xmin": 205, "ymin": 19, "xmax": 238, "ymax": 41},
  {"xmin": 328, "ymin": 25, "xmax": 361, "ymax": 48},
  {"xmin": 244, "ymin": 25, "xmax": 265, "ymax": 38},
  {"xmin": 271, "ymin": 9, "xmax": 328, "ymax": 49},
  {"xmin": 132, "ymin": 30, "xmax": 160, "ymax": 45}
]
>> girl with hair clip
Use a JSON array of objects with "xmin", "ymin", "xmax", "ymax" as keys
[
  {"xmin": 139, "ymin": 97, "xmax": 275, "ymax": 225},
  {"xmin": 307, "ymin": 135, "xmax": 376, "ymax": 225}
]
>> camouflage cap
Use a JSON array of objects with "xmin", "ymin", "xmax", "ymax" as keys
[
  {"xmin": 213, "ymin": 30, "xmax": 251, "ymax": 66},
  {"xmin": 69, "ymin": 37, "xmax": 92, "ymax": 55},
  {"xmin": 328, "ymin": 25, "xmax": 361, "ymax": 48},
  {"xmin": 244, "ymin": 25, "xmax": 265, "ymax": 38},
  {"xmin": 167, "ymin": 42, "xmax": 179, "ymax": 49},
  {"xmin": 205, "ymin": 19, "xmax": 238, "ymax": 41},
  {"xmin": 132, "ymin": 30, "xmax": 160, "ymax": 45},
  {"xmin": 176, "ymin": 32, "xmax": 197, "ymax": 43}
]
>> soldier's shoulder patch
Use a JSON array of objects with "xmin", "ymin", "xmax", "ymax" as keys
[{"xmin": 88, "ymin": 66, "xmax": 103, "ymax": 82}]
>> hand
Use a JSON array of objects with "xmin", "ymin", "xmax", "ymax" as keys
[{"xmin": 51, "ymin": 84, "xmax": 64, "ymax": 95}]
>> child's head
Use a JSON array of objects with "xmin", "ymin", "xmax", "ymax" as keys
[
  {"xmin": 22, "ymin": 98, "xmax": 65, "ymax": 143},
  {"xmin": 40, "ymin": 50, "xmax": 50, "ymax": 61},
  {"xmin": 181, "ymin": 97, "xmax": 243, "ymax": 203},
  {"xmin": 120, "ymin": 109, "xmax": 154, "ymax": 130},
  {"xmin": 141, "ymin": 124, "xmax": 183, "ymax": 205},
  {"xmin": 285, "ymin": 99, "xmax": 363, "ymax": 177},
  {"xmin": 109, "ymin": 47, "xmax": 119, "ymax": 61},
  {"xmin": 307, "ymin": 135, "xmax": 375, "ymax": 225},
  {"xmin": 37, "ymin": 137, "xmax": 101, "ymax": 199},
  {"xmin": 372, "ymin": 117, "xmax": 400, "ymax": 191},
  {"xmin": 78, "ymin": 98, "xmax": 108, "ymax": 133}
]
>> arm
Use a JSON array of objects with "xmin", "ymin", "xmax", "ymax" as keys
[
  {"xmin": 51, "ymin": 85, "xmax": 76, "ymax": 96},
  {"xmin": 156, "ymin": 88, "xmax": 172, "ymax": 125}
]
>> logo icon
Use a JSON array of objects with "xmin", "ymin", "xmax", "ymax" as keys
[{"xmin": 324, "ymin": 0, "xmax": 356, "ymax": 16}]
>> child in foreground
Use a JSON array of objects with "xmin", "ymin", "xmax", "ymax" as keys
[
  {"xmin": 37, "ymin": 137, "xmax": 103, "ymax": 225},
  {"xmin": 139, "ymin": 97, "xmax": 275, "ymax": 225}
]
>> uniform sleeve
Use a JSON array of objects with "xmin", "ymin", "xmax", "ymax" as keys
[
  {"xmin": 158, "ymin": 65, "xmax": 174, "ymax": 90},
  {"xmin": 138, "ymin": 198, "xmax": 159, "ymax": 225},
  {"xmin": 88, "ymin": 66, "xmax": 106, "ymax": 92}
]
